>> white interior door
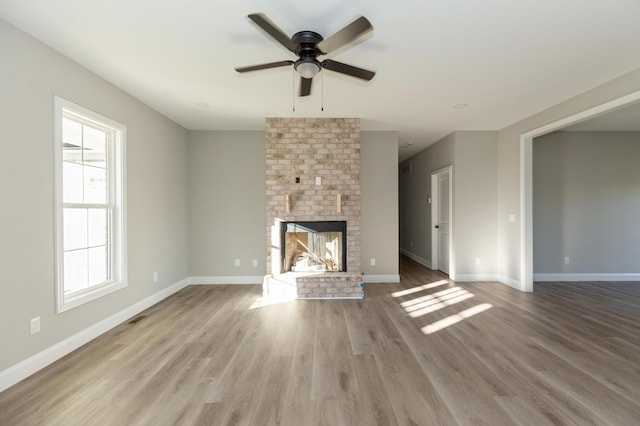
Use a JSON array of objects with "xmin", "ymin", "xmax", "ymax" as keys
[
  {"xmin": 437, "ymin": 174, "xmax": 450, "ymax": 274},
  {"xmin": 432, "ymin": 166, "xmax": 452, "ymax": 275}
]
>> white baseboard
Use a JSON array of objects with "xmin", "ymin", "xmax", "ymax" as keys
[
  {"xmin": 399, "ymin": 249, "xmax": 432, "ymax": 269},
  {"xmin": 497, "ymin": 274, "xmax": 522, "ymax": 290},
  {"xmin": 189, "ymin": 276, "xmax": 263, "ymax": 285},
  {"xmin": 363, "ymin": 274, "xmax": 400, "ymax": 283},
  {"xmin": 0, "ymin": 278, "xmax": 190, "ymax": 393},
  {"xmin": 534, "ymin": 273, "xmax": 640, "ymax": 282},
  {"xmin": 454, "ymin": 273, "xmax": 499, "ymax": 282}
]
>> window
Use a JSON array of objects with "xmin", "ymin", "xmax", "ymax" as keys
[{"xmin": 54, "ymin": 97, "xmax": 126, "ymax": 312}]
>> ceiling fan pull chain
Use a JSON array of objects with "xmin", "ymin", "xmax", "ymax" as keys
[
  {"xmin": 292, "ymin": 67, "xmax": 296, "ymax": 112},
  {"xmin": 321, "ymin": 69, "xmax": 324, "ymax": 112}
]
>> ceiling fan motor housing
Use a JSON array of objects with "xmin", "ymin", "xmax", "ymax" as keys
[
  {"xmin": 292, "ymin": 31, "xmax": 324, "ymax": 55},
  {"xmin": 292, "ymin": 31, "xmax": 323, "ymax": 77}
]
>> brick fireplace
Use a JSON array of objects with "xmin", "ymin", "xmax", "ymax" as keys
[{"xmin": 264, "ymin": 118, "xmax": 363, "ymax": 299}]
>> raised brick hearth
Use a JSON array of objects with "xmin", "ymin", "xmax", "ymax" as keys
[{"xmin": 263, "ymin": 118, "xmax": 363, "ymax": 299}]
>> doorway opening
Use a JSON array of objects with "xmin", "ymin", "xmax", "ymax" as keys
[{"xmin": 520, "ymin": 90, "xmax": 640, "ymax": 292}]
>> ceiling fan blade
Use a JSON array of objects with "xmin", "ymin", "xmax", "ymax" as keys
[
  {"xmin": 300, "ymin": 77, "xmax": 312, "ymax": 97},
  {"xmin": 235, "ymin": 60, "xmax": 293, "ymax": 73},
  {"xmin": 248, "ymin": 13, "xmax": 298, "ymax": 53},
  {"xmin": 322, "ymin": 59, "xmax": 375, "ymax": 81},
  {"xmin": 316, "ymin": 16, "xmax": 373, "ymax": 54}
]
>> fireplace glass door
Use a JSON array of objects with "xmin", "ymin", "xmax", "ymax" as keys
[{"xmin": 281, "ymin": 221, "xmax": 347, "ymax": 272}]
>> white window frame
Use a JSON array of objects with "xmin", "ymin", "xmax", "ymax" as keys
[{"xmin": 53, "ymin": 96, "xmax": 127, "ymax": 313}]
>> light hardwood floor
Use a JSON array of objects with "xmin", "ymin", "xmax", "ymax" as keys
[{"xmin": 2, "ymin": 256, "xmax": 640, "ymax": 425}]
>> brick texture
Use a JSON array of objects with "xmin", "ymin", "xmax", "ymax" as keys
[{"xmin": 264, "ymin": 118, "xmax": 363, "ymax": 299}]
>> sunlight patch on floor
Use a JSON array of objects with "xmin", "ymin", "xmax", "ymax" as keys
[
  {"xmin": 407, "ymin": 292, "xmax": 475, "ymax": 318},
  {"xmin": 249, "ymin": 295, "xmax": 295, "ymax": 309},
  {"xmin": 421, "ymin": 303, "xmax": 493, "ymax": 334},
  {"xmin": 400, "ymin": 286, "xmax": 467, "ymax": 308},
  {"xmin": 391, "ymin": 280, "xmax": 449, "ymax": 298}
]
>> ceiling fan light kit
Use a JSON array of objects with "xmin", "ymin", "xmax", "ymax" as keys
[
  {"xmin": 294, "ymin": 58, "xmax": 321, "ymax": 79},
  {"xmin": 235, "ymin": 13, "xmax": 375, "ymax": 97}
]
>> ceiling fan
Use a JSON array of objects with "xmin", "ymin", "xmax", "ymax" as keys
[{"xmin": 235, "ymin": 13, "xmax": 375, "ymax": 96}]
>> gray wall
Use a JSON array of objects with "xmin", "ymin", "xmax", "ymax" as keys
[
  {"xmin": 497, "ymin": 68, "xmax": 640, "ymax": 285},
  {"xmin": 533, "ymin": 131, "xmax": 640, "ymax": 273},
  {"xmin": 361, "ymin": 131, "xmax": 399, "ymax": 277},
  {"xmin": 0, "ymin": 19, "xmax": 189, "ymax": 370},
  {"xmin": 188, "ymin": 131, "xmax": 266, "ymax": 277},
  {"xmin": 399, "ymin": 134, "xmax": 454, "ymax": 265},
  {"xmin": 187, "ymin": 130, "xmax": 400, "ymax": 279},
  {"xmin": 453, "ymin": 132, "xmax": 498, "ymax": 277}
]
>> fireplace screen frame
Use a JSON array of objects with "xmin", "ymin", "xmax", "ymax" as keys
[{"xmin": 280, "ymin": 221, "xmax": 348, "ymax": 273}]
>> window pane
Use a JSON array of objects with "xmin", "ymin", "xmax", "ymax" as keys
[
  {"xmin": 64, "ymin": 249, "xmax": 88, "ymax": 293},
  {"xmin": 63, "ymin": 144, "xmax": 83, "ymax": 164},
  {"xmin": 64, "ymin": 208, "xmax": 87, "ymax": 251},
  {"xmin": 63, "ymin": 161, "xmax": 84, "ymax": 203},
  {"xmin": 88, "ymin": 209, "xmax": 107, "ymax": 246},
  {"xmin": 88, "ymin": 246, "xmax": 108, "ymax": 285},
  {"xmin": 62, "ymin": 117, "xmax": 82, "ymax": 148},
  {"xmin": 84, "ymin": 166, "xmax": 107, "ymax": 204},
  {"xmin": 83, "ymin": 126, "xmax": 106, "ymax": 168}
]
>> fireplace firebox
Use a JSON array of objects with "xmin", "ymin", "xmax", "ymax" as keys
[{"xmin": 280, "ymin": 221, "xmax": 347, "ymax": 273}]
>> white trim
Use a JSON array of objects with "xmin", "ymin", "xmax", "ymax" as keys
[
  {"xmin": 498, "ymin": 274, "xmax": 522, "ymax": 290},
  {"xmin": 189, "ymin": 276, "xmax": 264, "ymax": 285},
  {"xmin": 53, "ymin": 96, "xmax": 128, "ymax": 312},
  {"xmin": 363, "ymin": 274, "xmax": 401, "ymax": 283},
  {"xmin": 431, "ymin": 165, "xmax": 454, "ymax": 279},
  {"xmin": 534, "ymin": 273, "xmax": 640, "ymax": 282},
  {"xmin": 454, "ymin": 274, "xmax": 499, "ymax": 282},
  {"xmin": 520, "ymin": 135, "xmax": 533, "ymax": 293},
  {"xmin": 0, "ymin": 278, "xmax": 189, "ymax": 393},
  {"xmin": 399, "ymin": 248, "xmax": 432, "ymax": 269},
  {"xmin": 520, "ymin": 89, "xmax": 640, "ymax": 294},
  {"xmin": 59, "ymin": 281, "xmax": 128, "ymax": 312}
]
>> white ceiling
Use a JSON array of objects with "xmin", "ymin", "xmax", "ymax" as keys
[{"xmin": 2, "ymin": 0, "xmax": 640, "ymax": 161}]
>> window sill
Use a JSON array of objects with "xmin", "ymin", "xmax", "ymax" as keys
[{"xmin": 57, "ymin": 280, "xmax": 127, "ymax": 313}]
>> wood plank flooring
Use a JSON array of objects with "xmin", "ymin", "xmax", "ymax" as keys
[{"xmin": 1, "ymin": 256, "xmax": 640, "ymax": 425}]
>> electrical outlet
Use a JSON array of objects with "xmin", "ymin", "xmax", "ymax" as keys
[
  {"xmin": 370, "ymin": 258, "xmax": 376, "ymax": 266},
  {"xmin": 475, "ymin": 257, "xmax": 482, "ymax": 265},
  {"xmin": 30, "ymin": 317, "xmax": 40, "ymax": 335},
  {"xmin": 252, "ymin": 259, "xmax": 258, "ymax": 267},
  {"xmin": 315, "ymin": 176, "xmax": 321, "ymax": 185},
  {"xmin": 564, "ymin": 257, "xmax": 570, "ymax": 265},
  {"xmin": 235, "ymin": 259, "xmax": 241, "ymax": 267},
  {"xmin": 153, "ymin": 272, "xmax": 158, "ymax": 282},
  {"xmin": 508, "ymin": 214, "xmax": 516, "ymax": 223}
]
